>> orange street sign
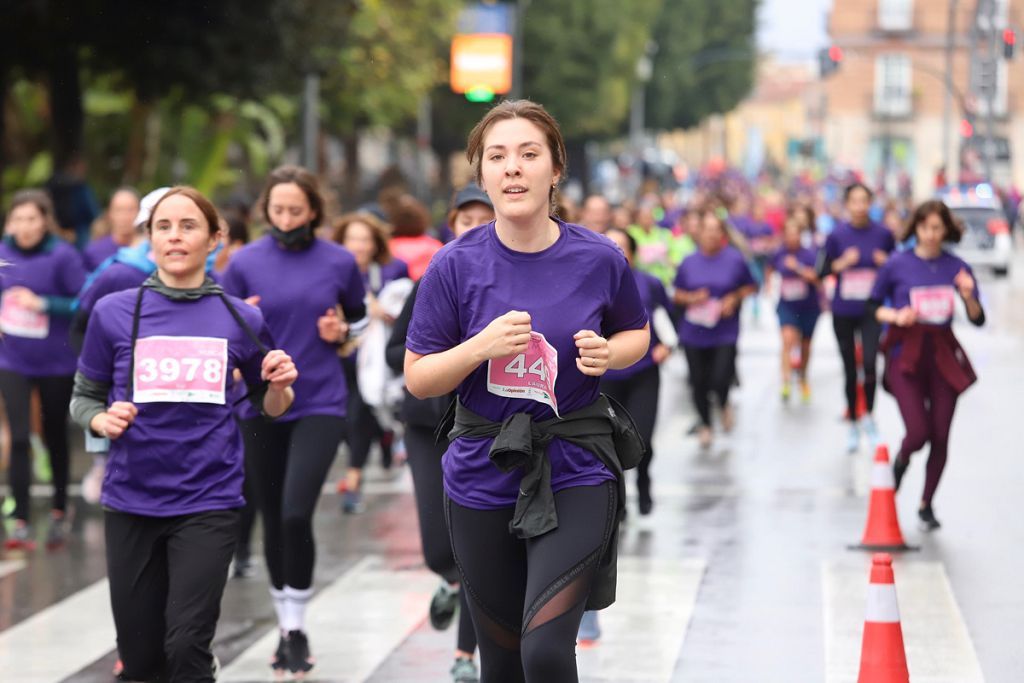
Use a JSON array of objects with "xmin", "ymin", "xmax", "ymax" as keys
[{"xmin": 451, "ymin": 33, "xmax": 513, "ymax": 94}]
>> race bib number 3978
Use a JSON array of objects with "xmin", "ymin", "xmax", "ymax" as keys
[
  {"xmin": 910, "ymin": 285, "xmax": 956, "ymax": 325},
  {"xmin": 487, "ymin": 331, "xmax": 560, "ymax": 417},
  {"xmin": 133, "ymin": 336, "xmax": 228, "ymax": 405}
]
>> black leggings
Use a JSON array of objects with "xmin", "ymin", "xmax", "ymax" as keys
[
  {"xmin": 406, "ymin": 424, "xmax": 477, "ymax": 654},
  {"xmin": 239, "ymin": 415, "xmax": 346, "ymax": 590},
  {"xmin": 0, "ymin": 371, "xmax": 74, "ymax": 521},
  {"xmin": 342, "ymin": 359, "xmax": 391, "ymax": 470},
  {"xmin": 682, "ymin": 344, "xmax": 737, "ymax": 427},
  {"xmin": 832, "ymin": 313, "xmax": 882, "ymax": 421},
  {"xmin": 601, "ymin": 364, "xmax": 659, "ymax": 499},
  {"xmin": 106, "ymin": 508, "xmax": 238, "ymax": 683},
  {"xmin": 447, "ymin": 482, "xmax": 616, "ymax": 683}
]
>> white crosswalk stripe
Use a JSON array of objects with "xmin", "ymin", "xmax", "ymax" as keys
[{"xmin": 823, "ymin": 558, "xmax": 984, "ymax": 683}]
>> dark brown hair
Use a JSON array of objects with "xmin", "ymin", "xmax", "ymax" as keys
[
  {"xmin": 388, "ymin": 194, "xmax": 431, "ymax": 238},
  {"xmin": 259, "ymin": 164, "xmax": 324, "ymax": 226},
  {"xmin": 907, "ymin": 200, "xmax": 963, "ymax": 244},
  {"xmin": 147, "ymin": 186, "xmax": 222, "ymax": 237},
  {"xmin": 7, "ymin": 189, "xmax": 60, "ymax": 235},
  {"xmin": 465, "ymin": 99, "xmax": 567, "ymax": 206},
  {"xmin": 332, "ymin": 211, "xmax": 393, "ymax": 264}
]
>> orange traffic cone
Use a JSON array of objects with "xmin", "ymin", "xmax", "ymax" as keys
[
  {"xmin": 851, "ymin": 446, "xmax": 916, "ymax": 551},
  {"xmin": 857, "ymin": 553, "xmax": 910, "ymax": 683}
]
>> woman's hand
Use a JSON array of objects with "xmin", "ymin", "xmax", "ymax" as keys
[
  {"xmin": 472, "ymin": 311, "xmax": 532, "ymax": 362},
  {"xmin": 89, "ymin": 401, "xmax": 138, "ymax": 440},
  {"xmin": 892, "ymin": 306, "xmax": 917, "ymax": 327},
  {"xmin": 317, "ymin": 307, "xmax": 349, "ymax": 343},
  {"xmin": 574, "ymin": 330, "xmax": 609, "ymax": 377},
  {"xmin": 872, "ymin": 249, "xmax": 889, "ymax": 267},
  {"xmin": 262, "ymin": 350, "xmax": 298, "ymax": 391},
  {"xmin": 5, "ymin": 286, "xmax": 45, "ymax": 312},
  {"xmin": 651, "ymin": 343, "xmax": 672, "ymax": 364},
  {"xmin": 954, "ymin": 268, "xmax": 976, "ymax": 300},
  {"xmin": 721, "ymin": 292, "xmax": 741, "ymax": 318}
]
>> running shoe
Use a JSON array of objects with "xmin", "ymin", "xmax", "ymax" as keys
[
  {"xmin": 638, "ymin": 487, "xmax": 653, "ymax": 516},
  {"xmin": 918, "ymin": 505, "xmax": 941, "ymax": 531},
  {"xmin": 780, "ymin": 384, "xmax": 791, "ymax": 402},
  {"xmin": 270, "ymin": 633, "xmax": 289, "ymax": 674},
  {"xmin": 860, "ymin": 415, "xmax": 879, "ymax": 447},
  {"xmin": 429, "ymin": 580, "xmax": 459, "ymax": 631},
  {"xmin": 341, "ymin": 488, "xmax": 364, "ymax": 515},
  {"xmin": 893, "ymin": 457, "xmax": 909, "ymax": 492},
  {"xmin": 577, "ymin": 610, "xmax": 601, "ymax": 644},
  {"xmin": 31, "ymin": 433, "xmax": 52, "ymax": 484},
  {"xmin": 1, "ymin": 496, "xmax": 15, "ymax": 518},
  {"xmin": 697, "ymin": 426, "xmax": 713, "ymax": 450},
  {"xmin": 450, "ymin": 656, "xmax": 479, "ymax": 683},
  {"xmin": 721, "ymin": 403, "xmax": 736, "ymax": 433},
  {"xmin": 285, "ymin": 629, "xmax": 315, "ymax": 676},
  {"xmin": 4, "ymin": 522, "xmax": 35, "ymax": 551},
  {"xmin": 845, "ymin": 423, "xmax": 860, "ymax": 453},
  {"xmin": 232, "ymin": 556, "xmax": 256, "ymax": 579},
  {"xmin": 112, "ymin": 658, "xmax": 124, "ymax": 677},
  {"xmin": 45, "ymin": 513, "xmax": 68, "ymax": 549},
  {"xmin": 800, "ymin": 381, "xmax": 812, "ymax": 404}
]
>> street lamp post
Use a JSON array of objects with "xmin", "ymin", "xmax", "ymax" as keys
[{"xmin": 942, "ymin": 0, "xmax": 960, "ymax": 181}]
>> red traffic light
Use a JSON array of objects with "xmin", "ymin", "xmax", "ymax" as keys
[
  {"xmin": 1004, "ymin": 28, "xmax": 1016, "ymax": 45},
  {"xmin": 828, "ymin": 45, "xmax": 844, "ymax": 62},
  {"xmin": 960, "ymin": 118, "xmax": 974, "ymax": 138}
]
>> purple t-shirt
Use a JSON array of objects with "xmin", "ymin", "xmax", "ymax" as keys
[
  {"xmin": 871, "ymin": 250, "xmax": 976, "ymax": 328},
  {"xmin": 78, "ymin": 288, "xmax": 272, "ymax": 516},
  {"xmin": 824, "ymin": 221, "xmax": 896, "ymax": 317},
  {"xmin": 603, "ymin": 269, "xmax": 668, "ymax": 381},
  {"xmin": 673, "ymin": 246, "xmax": 756, "ymax": 348},
  {"xmin": 222, "ymin": 236, "xmax": 366, "ymax": 421},
  {"xmin": 362, "ymin": 258, "xmax": 409, "ymax": 295},
  {"xmin": 83, "ymin": 235, "xmax": 121, "ymax": 272},
  {"xmin": 772, "ymin": 246, "xmax": 821, "ymax": 313},
  {"xmin": 0, "ymin": 236, "xmax": 87, "ymax": 376},
  {"xmin": 78, "ymin": 262, "xmax": 150, "ymax": 318},
  {"xmin": 407, "ymin": 220, "xmax": 648, "ymax": 510}
]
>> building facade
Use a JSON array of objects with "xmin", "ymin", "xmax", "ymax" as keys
[{"xmin": 824, "ymin": 0, "xmax": 1024, "ymax": 199}]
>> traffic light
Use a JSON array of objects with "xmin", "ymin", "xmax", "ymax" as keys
[
  {"xmin": 960, "ymin": 118, "xmax": 974, "ymax": 138},
  {"xmin": 465, "ymin": 86, "xmax": 496, "ymax": 103},
  {"xmin": 818, "ymin": 45, "xmax": 843, "ymax": 78},
  {"xmin": 1003, "ymin": 29, "xmax": 1016, "ymax": 60}
]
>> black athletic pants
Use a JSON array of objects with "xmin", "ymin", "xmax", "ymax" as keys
[
  {"xmin": 342, "ymin": 359, "xmax": 391, "ymax": 470},
  {"xmin": 239, "ymin": 415, "xmax": 346, "ymax": 590},
  {"xmin": 600, "ymin": 364, "xmax": 659, "ymax": 502},
  {"xmin": 105, "ymin": 508, "xmax": 238, "ymax": 683},
  {"xmin": 446, "ymin": 482, "xmax": 617, "ymax": 683},
  {"xmin": 0, "ymin": 371, "xmax": 74, "ymax": 521},
  {"xmin": 405, "ymin": 424, "xmax": 477, "ymax": 654},
  {"xmin": 682, "ymin": 344, "xmax": 737, "ymax": 427},
  {"xmin": 832, "ymin": 312, "xmax": 882, "ymax": 420}
]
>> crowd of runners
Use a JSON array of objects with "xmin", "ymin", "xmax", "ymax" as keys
[{"xmin": 0, "ymin": 100, "xmax": 991, "ymax": 682}]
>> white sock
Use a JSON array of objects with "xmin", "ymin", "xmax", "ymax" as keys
[
  {"xmin": 282, "ymin": 585, "xmax": 314, "ymax": 633},
  {"xmin": 270, "ymin": 587, "xmax": 287, "ymax": 631}
]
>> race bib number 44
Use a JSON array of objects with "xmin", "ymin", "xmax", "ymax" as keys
[
  {"xmin": 779, "ymin": 277, "xmax": 809, "ymax": 302},
  {"xmin": 840, "ymin": 268, "xmax": 876, "ymax": 301},
  {"xmin": 0, "ymin": 292, "xmax": 49, "ymax": 339},
  {"xmin": 910, "ymin": 285, "xmax": 956, "ymax": 324},
  {"xmin": 133, "ymin": 336, "xmax": 228, "ymax": 405},
  {"xmin": 487, "ymin": 331, "xmax": 560, "ymax": 417}
]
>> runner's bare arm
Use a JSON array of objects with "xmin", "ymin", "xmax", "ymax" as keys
[{"xmin": 405, "ymin": 311, "xmax": 531, "ymax": 399}]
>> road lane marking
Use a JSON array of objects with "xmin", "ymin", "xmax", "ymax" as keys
[
  {"xmin": 823, "ymin": 559, "xmax": 984, "ymax": 683},
  {"xmin": 220, "ymin": 555, "xmax": 436, "ymax": 682},
  {"xmin": 577, "ymin": 557, "xmax": 706, "ymax": 682},
  {"xmin": 0, "ymin": 579, "xmax": 114, "ymax": 682}
]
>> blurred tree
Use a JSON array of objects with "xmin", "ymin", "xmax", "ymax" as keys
[{"xmin": 645, "ymin": 0, "xmax": 758, "ymax": 131}]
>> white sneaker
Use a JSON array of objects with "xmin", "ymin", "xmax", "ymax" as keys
[
  {"xmin": 846, "ymin": 423, "xmax": 860, "ymax": 453},
  {"xmin": 82, "ymin": 458, "xmax": 106, "ymax": 505},
  {"xmin": 860, "ymin": 415, "xmax": 879, "ymax": 447}
]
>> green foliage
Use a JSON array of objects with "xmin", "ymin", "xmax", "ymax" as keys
[{"xmin": 645, "ymin": 0, "xmax": 759, "ymax": 131}]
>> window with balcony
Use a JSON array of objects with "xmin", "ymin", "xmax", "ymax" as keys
[
  {"xmin": 874, "ymin": 54, "xmax": 912, "ymax": 117},
  {"xmin": 878, "ymin": 0, "xmax": 914, "ymax": 32}
]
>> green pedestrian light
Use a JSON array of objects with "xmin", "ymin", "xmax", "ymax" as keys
[{"xmin": 465, "ymin": 86, "xmax": 495, "ymax": 103}]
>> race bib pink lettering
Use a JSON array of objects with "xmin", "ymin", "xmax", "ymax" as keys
[
  {"xmin": 487, "ymin": 331, "xmax": 560, "ymax": 417},
  {"xmin": 685, "ymin": 298, "xmax": 723, "ymax": 328},
  {"xmin": 910, "ymin": 285, "xmax": 955, "ymax": 324},
  {"xmin": 133, "ymin": 336, "xmax": 228, "ymax": 404},
  {"xmin": 637, "ymin": 242, "xmax": 668, "ymax": 266},
  {"xmin": 0, "ymin": 292, "xmax": 49, "ymax": 339},
  {"xmin": 840, "ymin": 268, "xmax": 876, "ymax": 301},
  {"xmin": 779, "ymin": 277, "xmax": 809, "ymax": 302}
]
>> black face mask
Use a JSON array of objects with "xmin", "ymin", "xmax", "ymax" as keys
[{"xmin": 269, "ymin": 222, "xmax": 315, "ymax": 250}]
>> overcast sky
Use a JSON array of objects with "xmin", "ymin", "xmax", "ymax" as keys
[{"xmin": 757, "ymin": 0, "xmax": 832, "ymax": 62}]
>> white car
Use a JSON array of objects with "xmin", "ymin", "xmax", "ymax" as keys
[{"xmin": 940, "ymin": 189, "xmax": 1013, "ymax": 277}]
